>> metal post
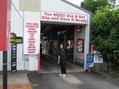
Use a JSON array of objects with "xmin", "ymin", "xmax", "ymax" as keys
[
  {"xmin": 3, "ymin": 51, "xmax": 7, "ymax": 89},
  {"xmin": 64, "ymin": 29, "xmax": 67, "ymax": 49},
  {"xmin": 64, "ymin": 33, "xmax": 67, "ymax": 49}
]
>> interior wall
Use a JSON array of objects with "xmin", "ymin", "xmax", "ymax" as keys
[{"xmin": 74, "ymin": 26, "xmax": 85, "ymax": 64}]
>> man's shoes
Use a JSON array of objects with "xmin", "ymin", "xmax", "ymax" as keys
[
  {"xmin": 62, "ymin": 74, "xmax": 66, "ymax": 77},
  {"xmin": 58, "ymin": 74, "xmax": 63, "ymax": 77}
]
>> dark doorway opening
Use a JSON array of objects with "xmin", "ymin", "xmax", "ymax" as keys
[{"xmin": 41, "ymin": 22, "xmax": 74, "ymax": 63}]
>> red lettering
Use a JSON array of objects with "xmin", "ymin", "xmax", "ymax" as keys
[
  {"xmin": 44, "ymin": 12, "xmax": 52, "ymax": 16},
  {"xmin": 28, "ymin": 38, "xmax": 35, "ymax": 40},
  {"xmin": 28, "ymin": 46, "xmax": 35, "ymax": 48},
  {"xmin": 60, "ymin": 18, "xmax": 70, "ymax": 21},
  {"xmin": 33, "ymin": 23, "xmax": 38, "ymax": 25},
  {"xmin": 27, "ymin": 30, "xmax": 37, "ymax": 33},
  {"xmin": 67, "ymin": 14, "xmax": 74, "ymax": 18},
  {"xmin": 28, "ymin": 48, "xmax": 35, "ymax": 53},
  {"xmin": 29, "ymin": 33, "xmax": 34, "ymax": 35},
  {"xmin": 42, "ymin": 16, "xmax": 50, "ymax": 20},
  {"xmin": 28, "ymin": 40, "xmax": 35, "ymax": 43},
  {"xmin": 51, "ymin": 17, "xmax": 59, "ymax": 20},
  {"xmin": 53, "ymin": 13, "xmax": 65, "ymax": 17}
]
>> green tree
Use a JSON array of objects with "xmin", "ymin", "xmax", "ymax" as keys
[
  {"xmin": 108, "ymin": 0, "xmax": 116, "ymax": 6},
  {"xmin": 92, "ymin": 7, "xmax": 119, "ymax": 70},
  {"xmin": 81, "ymin": 0, "xmax": 109, "ymax": 13},
  {"xmin": 81, "ymin": 0, "xmax": 119, "ymax": 70}
]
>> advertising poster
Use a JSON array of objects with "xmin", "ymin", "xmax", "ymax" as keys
[
  {"xmin": 77, "ymin": 39, "xmax": 84, "ymax": 53},
  {"xmin": 24, "ymin": 12, "xmax": 40, "ymax": 54},
  {"xmin": 11, "ymin": 44, "xmax": 17, "ymax": 71},
  {"xmin": 41, "ymin": 11, "xmax": 88, "ymax": 24},
  {"xmin": 10, "ymin": 33, "xmax": 23, "ymax": 71},
  {"xmin": 86, "ymin": 54, "xmax": 94, "ymax": 68},
  {"xmin": 94, "ymin": 54, "xmax": 103, "ymax": 63}
]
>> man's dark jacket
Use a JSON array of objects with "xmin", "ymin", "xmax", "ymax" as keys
[{"xmin": 59, "ymin": 49, "xmax": 67, "ymax": 63}]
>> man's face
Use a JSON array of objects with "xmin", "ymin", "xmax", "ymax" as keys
[{"xmin": 60, "ymin": 44, "xmax": 63, "ymax": 49}]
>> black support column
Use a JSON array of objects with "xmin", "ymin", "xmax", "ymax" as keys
[{"xmin": 3, "ymin": 51, "xmax": 7, "ymax": 89}]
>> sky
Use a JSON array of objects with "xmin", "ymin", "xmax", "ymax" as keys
[{"xmin": 67, "ymin": 0, "xmax": 84, "ymax": 6}]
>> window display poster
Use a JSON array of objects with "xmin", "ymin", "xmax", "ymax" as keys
[
  {"xmin": 11, "ymin": 44, "xmax": 17, "ymax": 71},
  {"xmin": 24, "ymin": 12, "xmax": 40, "ymax": 54},
  {"xmin": 94, "ymin": 54, "xmax": 103, "ymax": 63},
  {"xmin": 76, "ymin": 39, "xmax": 84, "ymax": 53},
  {"xmin": 86, "ymin": 54, "xmax": 94, "ymax": 68}
]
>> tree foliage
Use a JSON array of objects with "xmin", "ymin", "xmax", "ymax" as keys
[
  {"xmin": 92, "ymin": 7, "xmax": 119, "ymax": 69},
  {"xmin": 81, "ymin": 0, "xmax": 110, "ymax": 13},
  {"xmin": 108, "ymin": 0, "xmax": 116, "ymax": 6},
  {"xmin": 81, "ymin": 0, "xmax": 119, "ymax": 70}
]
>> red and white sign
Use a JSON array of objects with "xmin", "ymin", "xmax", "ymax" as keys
[
  {"xmin": 41, "ymin": 11, "xmax": 88, "ymax": 24},
  {"xmin": 24, "ymin": 12, "xmax": 40, "ymax": 54},
  {"xmin": 0, "ymin": 0, "xmax": 11, "ymax": 51}
]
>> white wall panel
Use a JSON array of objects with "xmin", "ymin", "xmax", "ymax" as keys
[
  {"xmin": 11, "ymin": 0, "xmax": 24, "ymax": 71},
  {"xmin": 41, "ymin": 0, "xmax": 89, "ymax": 16},
  {"xmin": 28, "ymin": 55, "xmax": 38, "ymax": 71},
  {"xmin": 0, "ymin": 52, "xmax": 3, "ymax": 71},
  {"xmin": 74, "ymin": 26, "xmax": 85, "ymax": 64}
]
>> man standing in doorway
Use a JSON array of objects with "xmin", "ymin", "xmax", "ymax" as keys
[{"xmin": 58, "ymin": 43, "xmax": 67, "ymax": 77}]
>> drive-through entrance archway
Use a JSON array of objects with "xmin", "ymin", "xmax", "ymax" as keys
[{"xmin": 40, "ymin": 21, "xmax": 87, "ymax": 73}]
